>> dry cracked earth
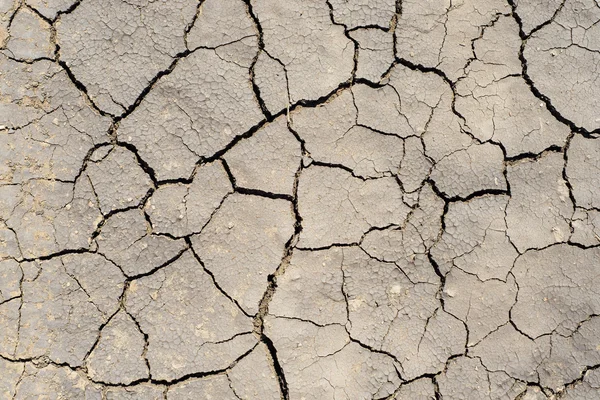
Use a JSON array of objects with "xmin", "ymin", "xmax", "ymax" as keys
[{"xmin": 1, "ymin": 0, "xmax": 600, "ymax": 399}]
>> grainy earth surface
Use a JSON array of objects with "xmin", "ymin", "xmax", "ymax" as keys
[{"xmin": 1, "ymin": 0, "xmax": 600, "ymax": 399}]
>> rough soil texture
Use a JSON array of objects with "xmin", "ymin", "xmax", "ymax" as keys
[{"xmin": 1, "ymin": 0, "xmax": 600, "ymax": 399}]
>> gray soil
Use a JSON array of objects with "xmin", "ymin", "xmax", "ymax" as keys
[{"xmin": 1, "ymin": 0, "xmax": 600, "ymax": 398}]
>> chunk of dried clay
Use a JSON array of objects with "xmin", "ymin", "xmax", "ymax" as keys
[
  {"xmin": 145, "ymin": 161, "xmax": 233, "ymax": 237},
  {"xmin": 513, "ymin": 0, "xmax": 563, "ymax": 36},
  {"xmin": 292, "ymin": 89, "xmax": 405, "ymax": 178},
  {"xmin": 191, "ymin": 193, "xmax": 294, "ymax": 314},
  {"xmin": 349, "ymin": 28, "xmax": 395, "ymax": 82},
  {"xmin": 566, "ymin": 135, "xmax": 600, "ymax": 209},
  {"xmin": 269, "ymin": 248, "xmax": 348, "ymax": 326},
  {"xmin": 0, "ymin": 221, "xmax": 21, "ymax": 260},
  {"xmin": 353, "ymin": 83, "xmax": 417, "ymax": 138},
  {"xmin": 329, "ymin": 0, "xmax": 396, "ymax": 29},
  {"xmin": 186, "ymin": 0, "xmax": 256, "ymax": 50},
  {"xmin": 167, "ymin": 375, "xmax": 237, "ymax": 400},
  {"xmin": 505, "ymin": 153, "xmax": 572, "ymax": 252},
  {"xmin": 13, "ymin": 254, "xmax": 125, "ymax": 366},
  {"xmin": 125, "ymin": 251, "xmax": 255, "ymax": 381},
  {"xmin": 85, "ymin": 310, "xmax": 149, "ymax": 385},
  {"xmin": 0, "ymin": 259, "xmax": 21, "ymax": 303},
  {"xmin": 3, "ymin": 178, "xmax": 102, "ymax": 259},
  {"xmin": 0, "ymin": 357, "xmax": 23, "ymax": 399},
  {"xmin": 26, "ymin": 0, "xmax": 80, "ymax": 20},
  {"xmin": 96, "ymin": 209, "xmax": 187, "ymax": 277},
  {"xmin": 396, "ymin": 0, "xmax": 511, "ymax": 81},
  {"xmin": 118, "ymin": 48, "xmax": 262, "ymax": 181},
  {"xmin": 223, "ymin": 116, "xmax": 301, "ymax": 196},
  {"xmin": 265, "ymin": 316, "xmax": 402, "ymax": 399},
  {"xmin": 252, "ymin": 0, "xmax": 354, "ymax": 102},
  {"xmin": 85, "ymin": 147, "xmax": 153, "ymax": 214},
  {"xmin": 253, "ymin": 50, "xmax": 290, "ymax": 115},
  {"xmin": 560, "ymin": 369, "xmax": 600, "ymax": 400},
  {"xmin": 398, "ymin": 136, "xmax": 432, "ymax": 193},
  {"xmin": 105, "ymin": 384, "xmax": 164, "ymax": 400},
  {"xmin": 360, "ymin": 185, "xmax": 445, "ymax": 285},
  {"xmin": 56, "ymin": 0, "xmax": 198, "ymax": 115},
  {"xmin": 437, "ymin": 356, "xmax": 526, "ymax": 399},
  {"xmin": 471, "ymin": 324, "xmax": 551, "ymax": 382},
  {"xmin": 443, "ymin": 268, "xmax": 517, "ymax": 345},
  {"xmin": 0, "ymin": 297, "xmax": 20, "ymax": 355},
  {"xmin": 430, "ymin": 142, "xmax": 506, "ymax": 199},
  {"xmin": 343, "ymin": 247, "xmax": 465, "ymax": 380},
  {"xmin": 13, "ymin": 364, "xmax": 102, "ymax": 399},
  {"xmin": 511, "ymin": 244, "xmax": 600, "ymax": 338},
  {"xmin": 392, "ymin": 378, "xmax": 436, "ymax": 399},
  {"xmin": 4, "ymin": 7, "xmax": 53, "ymax": 60},
  {"xmin": 431, "ymin": 194, "xmax": 517, "ymax": 281},
  {"xmin": 523, "ymin": 0, "xmax": 600, "ymax": 131},
  {"xmin": 0, "ymin": 56, "xmax": 111, "ymax": 185},
  {"xmin": 297, "ymin": 165, "xmax": 410, "ymax": 248},
  {"xmin": 385, "ymin": 64, "xmax": 451, "ymax": 136},
  {"xmin": 227, "ymin": 343, "xmax": 281, "ymax": 399},
  {"xmin": 570, "ymin": 208, "xmax": 600, "ymax": 247},
  {"xmin": 538, "ymin": 316, "xmax": 600, "ymax": 391}
]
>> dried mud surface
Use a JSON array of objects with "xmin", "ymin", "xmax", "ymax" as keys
[{"xmin": 1, "ymin": 0, "xmax": 600, "ymax": 399}]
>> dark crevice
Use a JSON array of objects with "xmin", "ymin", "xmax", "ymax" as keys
[
  {"xmin": 20, "ymin": 247, "xmax": 91, "ymax": 263},
  {"xmin": 220, "ymin": 158, "xmax": 293, "ymax": 201},
  {"xmin": 505, "ymin": 145, "xmax": 564, "ymax": 162},
  {"xmin": 242, "ymin": 0, "xmax": 272, "ymax": 120},
  {"xmin": 234, "ymin": 186, "xmax": 294, "ymax": 202},
  {"xmin": 114, "ymin": 141, "xmax": 159, "ymax": 186},
  {"xmin": 124, "ymin": 247, "xmax": 188, "ymax": 281},
  {"xmin": 56, "ymin": 55, "xmax": 111, "ymax": 118},
  {"xmin": 52, "ymin": 0, "xmax": 84, "ymax": 22},
  {"xmin": 113, "ymin": 49, "xmax": 192, "ymax": 123},
  {"xmin": 261, "ymin": 334, "xmax": 290, "ymax": 400},
  {"xmin": 183, "ymin": 0, "xmax": 206, "ymax": 49}
]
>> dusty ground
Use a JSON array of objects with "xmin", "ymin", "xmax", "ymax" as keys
[{"xmin": 1, "ymin": 0, "xmax": 600, "ymax": 398}]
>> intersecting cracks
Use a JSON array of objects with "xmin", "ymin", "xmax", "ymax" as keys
[
  {"xmin": 349, "ymin": 84, "xmax": 417, "ymax": 141},
  {"xmin": 241, "ymin": 0, "xmax": 274, "ymax": 120},
  {"xmin": 182, "ymin": 0, "xmax": 205, "ymax": 50},
  {"xmin": 506, "ymin": 0, "xmax": 600, "ymax": 137},
  {"xmin": 81, "ymin": 306, "xmax": 122, "ymax": 370},
  {"xmin": 34, "ymin": 0, "xmax": 83, "ymax": 23},
  {"xmin": 186, "ymin": 243, "xmax": 252, "ymax": 320},
  {"xmin": 357, "ymin": 243, "xmax": 420, "ymax": 287},
  {"xmin": 4, "ymin": 343, "xmax": 259, "ymax": 392},
  {"xmin": 557, "ymin": 364, "xmax": 600, "ymax": 398},
  {"xmin": 53, "ymin": 14, "xmax": 249, "ymax": 123},
  {"xmin": 5, "ymin": 1, "xmax": 598, "ymax": 397},
  {"xmin": 325, "ymin": 0, "xmax": 359, "ymax": 80},
  {"xmin": 220, "ymin": 158, "xmax": 294, "ymax": 202},
  {"xmin": 60, "ymin": 260, "xmax": 106, "ymax": 316},
  {"xmin": 231, "ymin": 114, "xmax": 309, "ymax": 400},
  {"xmin": 461, "ymin": 12, "xmax": 511, "ymax": 75},
  {"xmin": 3, "ymin": 0, "xmax": 21, "ymax": 32},
  {"xmin": 341, "ymin": 334, "xmax": 405, "ymax": 380}
]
